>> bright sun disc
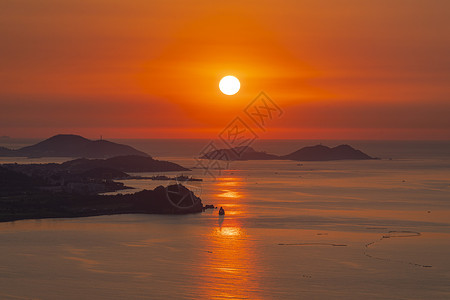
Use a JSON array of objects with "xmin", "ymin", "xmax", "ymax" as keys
[{"xmin": 219, "ymin": 76, "xmax": 240, "ymax": 95}]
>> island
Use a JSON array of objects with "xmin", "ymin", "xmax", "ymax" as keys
[
  {"xmin": 200, "ymin": 144, "xmax": 375, "ymax": 161},
  {"xmin": 281, "ymin": 144, "xmax": 374, "ymax": 161},
  {"xmin": 2, "ymin": 155, "xmax": 190, "ymax": 194},
  {"xmin": 200, "ymin": 146, "xmax": 279, "ymax": 161},
  {"xmin": 60, "ymin": 155, "xmax": 190, "ymax": 172},
  {"xmin": 0, "ymin": 135, "xmax": 211, "ymax": 222},
  {"xmin": 0, "ymin": 134, "xmax": 149, "ymax": 158}
]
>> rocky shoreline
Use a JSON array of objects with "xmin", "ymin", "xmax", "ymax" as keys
[{"xmin": 0, "ymin": 184, "xmax": 204, "ymax": 223}]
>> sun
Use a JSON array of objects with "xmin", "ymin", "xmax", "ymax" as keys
[{"xmin": 219, "ymin": 76, "xmax": 240, "ymax": 95}]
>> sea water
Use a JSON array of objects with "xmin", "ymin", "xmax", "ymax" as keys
[{"xmin": 0, "ymin": 140, "xmax": 449, "ymax": 299}]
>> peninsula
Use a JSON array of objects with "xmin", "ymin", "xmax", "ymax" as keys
[
  {"xmin": 3, "ymin": 155, "xmax": 190, "ymax": 194},
  {"xmin": 0, "ymin": 166, "xmax": 203, "ymax": 222}
]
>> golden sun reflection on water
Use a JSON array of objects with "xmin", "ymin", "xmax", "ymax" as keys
[
  {"xmin": 199, "ymin": 175, "xmax": 261, "ymax": 299},
  {"xmin": 217, "ymin": 178, "xmax": 243, "ymax": 187},
  {"xmin": 217, "ymin": 190, "xmax": 242, "ymax": 199},
  {"xmin": 216, "ymin": 225, "xmax": 242, "ymax": 238},
  {"xmin": 200, "ymin": 218, "xmax": 260, "ymax": 300},
  {"xmin": 214, "ymin": 176, "xmax": 246, "ymax": 216},
  {"xmin": 215, "ymin": 176, "xmax": 245, "ymax": 199}
]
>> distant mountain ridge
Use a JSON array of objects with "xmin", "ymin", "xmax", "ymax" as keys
[
  {"xmin": 61, "ymin": 155, "xmax": 190, "ymax": 172},
  {"xmin": 2, "ymin": 155, "xmax": 190, "ymax": 194},
  {"xmin": 282, "ymin": 144, "xmax": 373, "ymax": 161},
  {"xmin": 0, "ymin": 134, "xmax": 149, "ymax": 158},
  {"xmin": 200, "ymin": 144, "xmax": 374, "ymax": 161},
  {"xmin": 201, "ymin": 146, "xmax": 279, "ymax": 161}
]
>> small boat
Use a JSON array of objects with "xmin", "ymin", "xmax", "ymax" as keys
[{"xmin": 219, "ymin": 207, "xmax": 225, "ymax": 215}]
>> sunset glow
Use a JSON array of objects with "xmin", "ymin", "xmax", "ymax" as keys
[
  {"xmin": 1, "ymin": 1, "xmax": 449, "ymax": 140},
  {"xmin": 219, "ymin": 76, "xmax": 240, "ymax": 95},
  {"xmin": 1, "ymin": 2, "xmax": 450, "ymax": 298}
]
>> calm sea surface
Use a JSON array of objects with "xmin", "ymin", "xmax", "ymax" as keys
[{"xmin": 0, "ymin": 139, "xmax": 449, "ymax": 299}]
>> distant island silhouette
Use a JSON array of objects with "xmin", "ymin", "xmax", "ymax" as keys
[
  {"xmin": 201, "ymin": 144, "xmax": 375, "ymax": 161},
  {"xmin": 201, "ymin": 146, "xmax": 279, "ymax": 161},
  {"xmin": 282, "ymin": 144, "xmax": 374, "ymax": 161},
  {"xmin": 0, "ymin": 136, "xmax": 210, "ymax": 222},
  {"xmin": 61, "ymin": 155, "xmax": 189, "ymax": 172},
  {"xmin": 0, "ymin": 134, "xmax": 148, "ymax": 158},
  {"xmin": 0, "ymin": 137, "xmax": 375, "ymax": 223},
  {"xmin": 3, "ymin": 155, "xmax": 189, "ymax": 194}
]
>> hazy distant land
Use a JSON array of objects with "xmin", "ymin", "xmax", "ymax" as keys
[
  {"xmin": 0, "ymin": 135, "xmax": 375, "ymax": 223},
  {"xmin": 201, "ymin": 144, "xmax": 375, "ymax": 161},
  {"xmin": 0, "ymin": 136, "xmax": 206, "ymax": 222},
  {"xmin": 0, "ymin": 134, "xmax": 375, "ymax": 162},
  {"xmin": 0, "ymin": 134, "xmax": 149, "ymax": 158}
]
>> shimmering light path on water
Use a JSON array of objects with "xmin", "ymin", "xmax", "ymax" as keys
[{"xmin": 1, "ymin": 145, "xmax": 450, "ymax": 299}]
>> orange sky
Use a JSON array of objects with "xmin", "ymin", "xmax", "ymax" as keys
[{"xmin": 1, "ymin": 0, "xmax": 449, "ymax": 139}]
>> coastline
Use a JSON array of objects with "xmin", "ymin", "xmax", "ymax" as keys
[{"xmin": 0, "ymin": 185, "xmax": 204, "ymax": 223}]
